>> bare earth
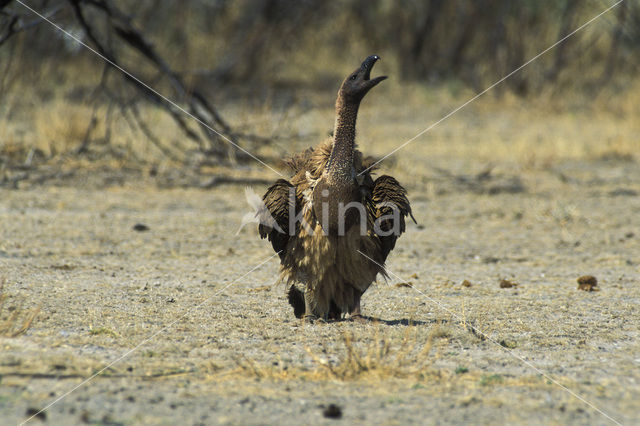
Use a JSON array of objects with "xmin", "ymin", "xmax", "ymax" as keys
[{"xmin": 1, "ymin": 157, "xmax": 639, "ymax": 425}]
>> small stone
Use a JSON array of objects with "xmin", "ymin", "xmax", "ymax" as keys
[
  {"xmin": 395, "ymin": 282, "xmax": 413, "ymax": 288},
  {"xmin": 25, "ymin": 408, "xmax": 46, "ymax": 421},
  {"xmin": 499, "ymin": 279, "xmax": 518, "ymax": 288},
  {"xmin": 133, "ymin": 223, "xmax": 150, "ymax": 232},
  {"xmin": 500, "ymin": 339, "xmax": 517, "ymax": 348},
  {"xmin": 577, "ymin": 275, "xmax": 598, "ymax": 291},
  {"xmin": 461, "ymin": 280, "xmax": 472, "ymax": 287},
  {"xmin": 323, "ymin": 404, "xmax": 342, "ymax": 419}
]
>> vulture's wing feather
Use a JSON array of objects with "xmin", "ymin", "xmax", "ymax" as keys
[
  {"xmin": 371, "ymin": 175, "xmax": 414, "ymax": 261},
  {"xmin": 258, "ymin": 179, "xmax": 297, "ymax": 259}
]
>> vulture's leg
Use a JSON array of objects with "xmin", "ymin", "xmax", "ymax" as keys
[
  {"xmin": 327, "ymin": 300, "xmax": 342, "ymax": 321},
  {"xmin": 288, "ymin": 285, "xmax": 305, "ymax": 319},
  {"xmin": 302, "ymin": 289, "xmax": 318, "ymax": 323},
  {"xmin": 349, "ymin": 289, "xmax": 366, "ymax": 323}
]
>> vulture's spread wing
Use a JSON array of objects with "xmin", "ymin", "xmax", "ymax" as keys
[
  {"xmin": 258, "ymin": 179, "xmax": 298, "ymax": 259},
  {"xmin": 371, "ymin": 175, "xmax": 415, "ymax": 261}
]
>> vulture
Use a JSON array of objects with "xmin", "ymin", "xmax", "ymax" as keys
[{"xmin": 258, "ymin": 55, "xmax": 413, "ymax": 321}]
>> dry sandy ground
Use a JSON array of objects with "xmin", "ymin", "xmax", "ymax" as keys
[{"xmin": 0, "ymin": 158, "xmax": 639, "ymax": 425}]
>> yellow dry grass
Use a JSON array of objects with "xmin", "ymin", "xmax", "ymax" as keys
[
  {"xmin": 0, "ymin": 278, "xmax": 40, "ymax": 337},
  {"xmin": 360, "ymin": 80, "xmax": 639, "ymax": 170},
  {"xmin": 306, "ymin": 326, "xmax": 437, "ymax": 380},
  {"xmin": 2, "ymin": 72, "xmax": 638, "ymax": 176},
  {"xmin": 223, "ymin": 323, "xmax": 446, "ymax": 384}
]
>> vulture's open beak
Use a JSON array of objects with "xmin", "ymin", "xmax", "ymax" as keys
[{"xmin": 361, "ymin": 55, "xmax": 387, "ymax": 87}]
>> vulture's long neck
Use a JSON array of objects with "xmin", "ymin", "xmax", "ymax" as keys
[{"xmin": 326, "ymin": 96, "xmax": 359, "ymax": 180}]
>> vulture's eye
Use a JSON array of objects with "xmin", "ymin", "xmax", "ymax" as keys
[{"xmin": 350, "ymin": 74, "xmax": 357, "ymax": 81}]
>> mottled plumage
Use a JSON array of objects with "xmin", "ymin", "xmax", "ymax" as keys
[{"xmin": 258, "ymin": 56, "xmax": 413, "ymax": 321}]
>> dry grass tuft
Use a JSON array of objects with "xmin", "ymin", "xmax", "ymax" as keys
[
  {"xmin": 88, "ymin": 326, "xmax": 119, "ymax": 337},
  {"xmin": 228, "ymin": 326, "xmax": 441, "ymax": 383},
  {"xmin": 0, "ymin": 278, "xmax": 41, "ymax": 337},
  {"xmin": 307, "ymin": 326, "xmax": 440, "ymax": 381}
]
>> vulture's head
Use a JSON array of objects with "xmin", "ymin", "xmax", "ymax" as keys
[{"xmin": 338, "ymin": 55, "xmax": 387, "ymax": 103}]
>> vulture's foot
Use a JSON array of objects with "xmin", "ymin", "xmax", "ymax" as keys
[
  {"xmin": 349, "ymin": 313, "xmax": 367, "ymax": 324},
  {"xmin": 303, "ymin": 314, "xmax": 321, "ymax": 324},
  {"xmin": 302, "ymin": 288, "xmax": 319, "ymax": 323},
  {"xmin": 348, "ymin": 292, "xmax": 364, "ymax": 322},
  {"xmin": 287, "ymin": 285, "xmax": 305, "ymax": 319}
]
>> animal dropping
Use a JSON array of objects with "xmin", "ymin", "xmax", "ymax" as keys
[
  {"xmin": 577, "ymin": 275, "xmax": 598, "ymax": 291},
  {"xmin": 499, "ymin": 279, "xmax": 518, "ymax": 288},
  {"xmin": 322, "ymin": 404, "xmax": 343, "ymax": 419},
  {"xmin": 133, "ymin": 223, "xmax": 150, "ymax": 232},
  {"xmin": 258, "ymin": 55, "xmax": 414, "ymax": 321}
]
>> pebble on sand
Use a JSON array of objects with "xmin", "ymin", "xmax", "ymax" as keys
[
  {"xmin": 499, "ymin": 279, "xmax": 518, "ymax": 288},
  {"xmin": 322, "ymin": 404, "xmax": 343, "ymax": 419},
  {"xmin": 577, "ymin": 275, "xmax": 598, "ymax": 291}
]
